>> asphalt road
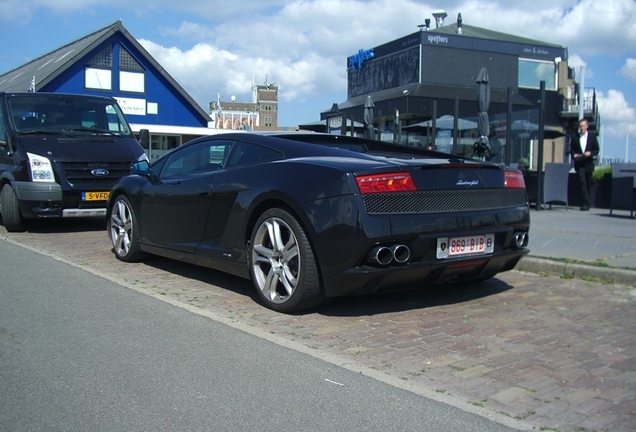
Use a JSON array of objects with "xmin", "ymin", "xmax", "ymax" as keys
[{"xmin": 0, "ymin": 239, "xmax": 520, "ymax": 432}]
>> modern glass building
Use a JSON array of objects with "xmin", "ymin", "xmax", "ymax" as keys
[{"xmin": 324, "ymin": 12, "xmax": 600, "ymax": 169}]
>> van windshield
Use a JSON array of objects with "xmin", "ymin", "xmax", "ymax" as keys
[{"xmin": 8, "ymin": 94, "xmax": 133, "ymax": 137}]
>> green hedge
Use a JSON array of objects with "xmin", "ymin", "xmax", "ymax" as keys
[{"xmin": 592, "ymin": 166, "xmax": 612, "ymax": 183}]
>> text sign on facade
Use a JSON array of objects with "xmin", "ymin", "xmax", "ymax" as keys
[{"xmin": 114, "ymin": 97, "xmax": 146, "ymax": 116}]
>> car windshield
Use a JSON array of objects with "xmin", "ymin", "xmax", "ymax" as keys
[{"xmin": 8, "ymin": 94, "xmax": 133, "ymax": 137}]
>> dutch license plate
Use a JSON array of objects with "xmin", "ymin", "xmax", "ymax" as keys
[
  {"xmin": 436, "ymin": 234, "xmax": 495, "ymax": 259},
  {"xmin": 82, "ymin": 191, "xmax": 110, "ymax": 201}
]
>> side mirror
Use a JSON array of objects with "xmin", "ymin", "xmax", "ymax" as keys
[
  {"xmin": 138, "ymin": 129, "xmax": 150, "ymax": 150},
  {"xmin": 131, "ymin": 160, "xmax": 150, "ymax": 176},
  {"xmin": 131, "ymin": 159, "xmax": 159, "ymax": 184}
]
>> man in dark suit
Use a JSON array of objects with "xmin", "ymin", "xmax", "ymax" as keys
[{"xmin": 570, "ymin": 118, "xmax": 600, "ymax": 210}]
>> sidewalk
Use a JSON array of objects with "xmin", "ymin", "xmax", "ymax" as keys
[{"xmin": 517, "ymin": 205, "xmax": 636, "ymax": 285}]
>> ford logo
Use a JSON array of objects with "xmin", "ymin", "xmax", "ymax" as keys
[{"xmin": 91, "ymin": 168, "xmax": 110, "ymax": 177}]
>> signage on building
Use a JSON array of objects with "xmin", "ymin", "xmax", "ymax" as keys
[
  {"xmin": 328, "ymin": 115, "xmax": 343, "ymax": 135},
  {"xmin": 365, "ymin": 31, "xmax": 567, "ymax": 62},
  {"xmin": 114, "ymin": 97, "xmax": 146, "ymax": 116},
  {"xmin": 348, "ymin": 49, "xmax": 375, "ymax": 69}
]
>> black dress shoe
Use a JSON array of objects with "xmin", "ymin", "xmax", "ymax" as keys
[{"xmin": 580, "ymin": 206, "xmax": 590, "ymax": 211}]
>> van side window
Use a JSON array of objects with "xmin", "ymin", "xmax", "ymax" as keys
[{"xmin": 0, "ymin": 104, "xmax": 6, "ymax": 150}]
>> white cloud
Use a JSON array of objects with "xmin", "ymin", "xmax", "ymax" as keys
[
  {"xmin": 597, "ymin": 89, "xmax": 636, "ymax": 138},
  {"xmin": 620, "ymin": 58, "xmax": 636, "ymax": 81},
  {"xmin": 2, "ymin": 0, "xmax": 635, "ymax": 128},
  {"xmin": 565, "ymin": 54, "xmax": 593, "ymax": 80},
  {"xmin": 446, "ymin": 0, "xmax": 636, "ymax": 57},
  {"xmin": 139, "ymin": 38, "xmax": 345, "ymax": 110}
]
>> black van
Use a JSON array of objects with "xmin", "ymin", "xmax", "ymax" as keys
[{"xmin": 0, "ymin": 92, "xmax": 148, "ymax": 232}]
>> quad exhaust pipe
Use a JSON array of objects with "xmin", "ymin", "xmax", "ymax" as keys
[
  {"xmin": 367, "ymin": 244, "xmax": 411, "ymax": 266},
  {"xmin": 390, "ymin": 244, "xmax": 411, "ymax": 264},
  {"xmin": 514, "ymin": 232, "xmax": 528, "ymax": 248}
]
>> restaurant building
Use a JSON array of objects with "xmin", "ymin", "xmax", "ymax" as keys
[{"xmin": 325, "ymin": 11, "xmax": 600, "ymax": 168}]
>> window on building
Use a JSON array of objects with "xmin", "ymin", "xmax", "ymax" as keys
[
  {"xmin": 87, "ymin": 45, "xmax": 113, "ymax": 68},
  {"xmin": 85, "ymin": 45, "xmax": 113, "ymax": 90},
  {"xmin": 149, "ymin": 134, "xmax": 182, "ymax": 162},
  {"xmin": 518, "ymin": 59, "xmax": 556, "ymax": 90},
  {"xmin": 119, "ymin": 47, "xmax": 145, "ymax": 93}
]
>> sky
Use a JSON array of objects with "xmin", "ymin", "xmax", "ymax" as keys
[{"xmin": 1, "ymin": 0, "xmax": 635, "ymax": 161}]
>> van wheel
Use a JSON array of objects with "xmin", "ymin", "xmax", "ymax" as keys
[{"xmin": 0, "ymin": 184, "xmax": 26, "ymax": 232}]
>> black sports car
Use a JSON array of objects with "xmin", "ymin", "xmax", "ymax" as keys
[{"xmin": 107, "ymin": 132, "xmax": 529, "ymax": 313}]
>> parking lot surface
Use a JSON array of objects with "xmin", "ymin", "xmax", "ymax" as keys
[{"xmin": 1, "ymin": 213, "xmax": 635, "ymax": 432}]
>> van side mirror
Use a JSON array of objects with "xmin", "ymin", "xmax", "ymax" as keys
[{"xmin": 138, "ymin": 129, "xmax": 150, "ymax": 150}]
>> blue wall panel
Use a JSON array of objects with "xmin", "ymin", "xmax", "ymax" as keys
[{"xmin": 40, "ymin": 35, "xmax": 208, "ymax": 128}]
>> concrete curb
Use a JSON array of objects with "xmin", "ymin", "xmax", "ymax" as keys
[{"xmin": 516, "ymin": 256, "xmax": 636, "ymax": 286}]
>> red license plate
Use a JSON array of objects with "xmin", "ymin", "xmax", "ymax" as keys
[{"xmin": 436, "ymin": 234, "xmax": 495, "ymax": 259}]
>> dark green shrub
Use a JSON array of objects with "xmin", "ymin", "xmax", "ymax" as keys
[{"xmin": 592, "ymin": 165, "xmax": 611, "ymax": 183}]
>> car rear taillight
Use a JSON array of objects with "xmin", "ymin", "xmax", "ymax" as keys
[
  {"xmin": 355, "ymin": 172, "xmax": 417, "ymax": 194},
  {"xmin": 504, "ymin": 170, "xmax": 525, "ymax": 189}
]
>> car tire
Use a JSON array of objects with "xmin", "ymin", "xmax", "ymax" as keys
[
  {"xmin": 0, "ymin": 184, "xmax": 26, "ymax": 232},
  {"xmin": 249, "ymin": 208, "xmax": 323, "ymax": 313},
  {"xmin": 109, "ymin": 194, "xmax": 146, "ymax": 262}
]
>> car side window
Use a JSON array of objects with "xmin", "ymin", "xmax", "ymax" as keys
[
  {"xmin": 226, "ymin": 141, "xmax": 281, "ymax": 167},
  {"xmin": 160, "ymin": 139, "xmax": 234, "ymax": 178}
]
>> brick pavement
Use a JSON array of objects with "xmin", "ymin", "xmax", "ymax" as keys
[{"xmin": 1, "ymin": 218, "xmax": 635, "ymax": 432}]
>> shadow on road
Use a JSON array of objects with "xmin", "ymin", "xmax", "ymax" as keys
[
  {"xmin": 137, "ymin": 255, "xmax": 256, "ymax": 298},
  {"xmin": 117, "ymin": 252, "xmax": 514, "ymax": 317},
  {"xmin": 1, "ymin": 217, "xmax": 107, "ymax": 234},
  {"xmin": 2, "ymin": 215, "xmax": 515, "ymax": 317},
  {"xmin": 317, "ymin": 278, "xmax": 513, "ymax": 317}
]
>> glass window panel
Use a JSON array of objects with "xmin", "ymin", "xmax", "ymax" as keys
[
  {"xmin": 518, "ymin": 59, "xmax": 556, "ymax": 90},
  {"xmin": 85, "ymin": 68, "xmax": 112, "ymax": 90}
]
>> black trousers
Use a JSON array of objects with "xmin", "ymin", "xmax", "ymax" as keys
[{"xmin": 576, "ymin": 167, "xmax": 592, "ymax": 208}]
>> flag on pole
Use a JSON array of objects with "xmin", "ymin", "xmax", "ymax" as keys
[{"xmin": 28, "ymin": 76, "xmax": 36, "ymax": 92}]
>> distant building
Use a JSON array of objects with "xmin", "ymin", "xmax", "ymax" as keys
[
  {"xmin": 326, "ymin": 11, "xmax": 600, "ymax": 169},
  {"xmin": 210, "ymin": 82, "xmax": 287, "ymax": 131}
]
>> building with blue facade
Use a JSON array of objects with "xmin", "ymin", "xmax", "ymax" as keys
[{"xmin": 0, "ymin": 21, "xmax": 224, "ymax": 161}]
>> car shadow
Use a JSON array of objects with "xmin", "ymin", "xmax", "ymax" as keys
[
  {"xmin": 138, "ymin": 255, "xmax": 257, "ymax": 299},
  {"xmin": 315, "ymin": 278, "xmax": 514, "ymax": 317},
  {"xmin": 1, "ymin": 217, "xmax": 108, "ymax": 234},
  {"xmin": 137, "ymin": 253, "xmax": 513, "ymax": 316}
]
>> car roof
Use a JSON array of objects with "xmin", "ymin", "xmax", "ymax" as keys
[{"xmin": 202, "ymin": 131, "xmax": 439, "ymax": 158}]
